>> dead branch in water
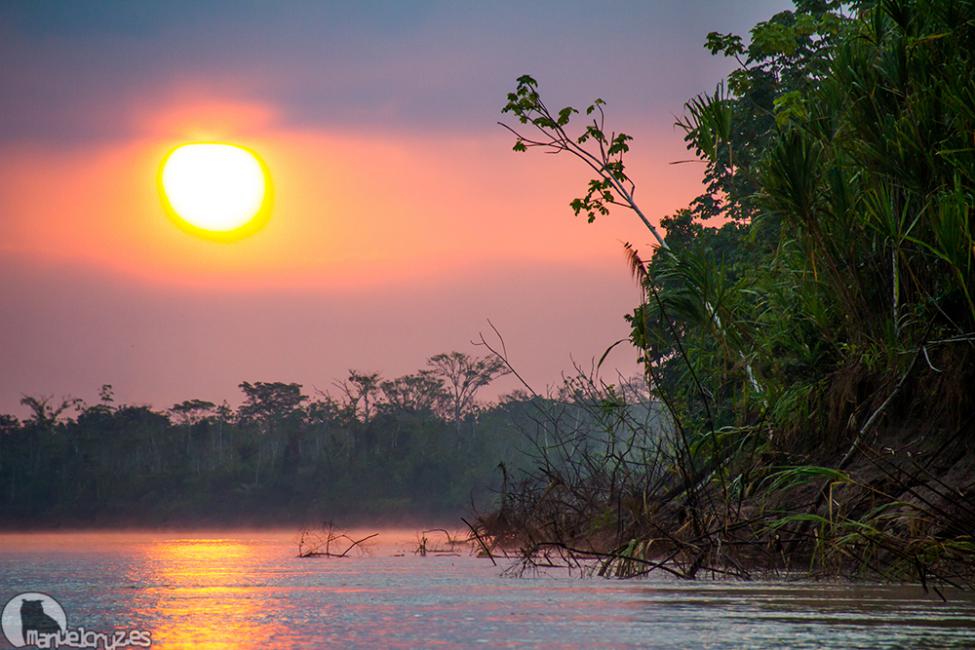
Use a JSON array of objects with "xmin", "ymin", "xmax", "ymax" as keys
[
  {"xmin": 462, "ymin": 517, "xmax": 497, "ymax": 566},
  {"xmin": 421, "ymin": 528, "xmax": 468, "ymax": 546},
  {"xmin": 414, "ymin": 528, "xmax": 470, "ymax": 557},
  {"xmin": 298, "ymin": 522, "xmax": 379, "ymax": 558}
]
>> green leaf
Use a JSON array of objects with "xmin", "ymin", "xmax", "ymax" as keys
[
  {"xmin": 557, "ymin": 106, "xmax": 578, "ymax": 126},
  {"xmin": 764, "ymin": 466, "xmax": 852, "ymax": 493},
  {"xmin": 768, "ymin": 512, "xmax": 829, "ymax": 531}
]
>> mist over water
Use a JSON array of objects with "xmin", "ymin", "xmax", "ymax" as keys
[{"xmin": 1, "ymin": 530, "xmax": 974, "ymax": 649}]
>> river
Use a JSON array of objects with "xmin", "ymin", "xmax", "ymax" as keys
[{"xmin": 1, "ymin": 530, "xmax": 974, "ymax": 648}]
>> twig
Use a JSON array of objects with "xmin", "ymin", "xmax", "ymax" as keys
[{"xmin": 462, "ymin": 517, "xmax": 497, "ymax": 566}]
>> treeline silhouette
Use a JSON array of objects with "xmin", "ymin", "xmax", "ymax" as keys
[{"xmin": 0, "ymin": 352, "xmax": 541, "ymax": 527}]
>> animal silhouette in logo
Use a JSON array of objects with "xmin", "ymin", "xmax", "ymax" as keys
[{"xmin": 20, "ymin": 599, "xmax": 63, "ymax": 639}]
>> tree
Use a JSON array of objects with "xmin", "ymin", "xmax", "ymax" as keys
[
  {"xmin": 98, "ymin": 384, "xmax": 115, "ymax": 405},
  {"xmin": 427, "ymin": 352, "xmax": 508, "ymax": 429},
  {"xmin": 500, "ymin": 75, "xmax": 763, "ymax": 396},
  {"xmin": 169, "ymin": 399, "xmax": 217, "ymax": 472},
  {"xmin": 501, "ymin": 76, "xmax": 661, "ymax": 243},
  {"xmin": 169, "ymin": 399, "xmax": 216, "ymax": 426},
  {"xmin": 238, "ymin": 382, "xmax": 307, "ymax": 428},
  {"xmin": 379, "ymin": 371, "xmax": 446, "ymax": 415},
  {"xmin": 19, "ymin": 395, "xmax": 81, "ymax": 431},
  {"xmin": 238, "ymin": 382, "xmax": 308, "ymax": 483},
  {"xmin": 333, "ymin": 371, "xmax": 382, "ymax": 424}
]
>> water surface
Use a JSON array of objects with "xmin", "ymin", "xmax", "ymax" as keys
[{"xmin": 1, "ymin": 530, "xmax": 974, "ymax": 648}]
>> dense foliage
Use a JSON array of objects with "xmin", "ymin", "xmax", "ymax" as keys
[
  {"xmin": 492, "ymin": 0, "xmax": 975, "ymax": 583},
  {"xmin": 0, "ymin": 353, "xmax": 532, "ymax": 527},
  {"xmin": 640, "ymin": 0, "xmax": 975, "ymax": 447}
]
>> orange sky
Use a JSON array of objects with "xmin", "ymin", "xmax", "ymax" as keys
[{"xmin": 0, "ymin": 95, "xmax": 697, "ymax": 291}]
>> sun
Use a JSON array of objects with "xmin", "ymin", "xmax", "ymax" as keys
[{"xmin": 159, "ymin": 143, "xmax": 271, "ymax": 240}]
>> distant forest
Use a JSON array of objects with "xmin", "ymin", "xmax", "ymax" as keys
[{"xmin": 0, "ymin": 351, "xmax": 614, "ymax": 527}]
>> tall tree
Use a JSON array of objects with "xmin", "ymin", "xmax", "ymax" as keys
[
  {"xmin": 333, "ymin": 371, "xmax": 382, "ymax": 425},
  {"xmin": 19, "ymin": 395, "xmax": 80, "ymax": 431},
  {"xmin": 169, "ymin": 399, "xmax": 216, "ymax": 426},
  {"xmin": 427, "ymin": 352, "xmax": 508, "ymax": 429},
  {"xmin": 238, "ymin": 382, "xmax": 307, "ymax": 429},
  {"xmin": 380, "ymin": 371, "xmax": 446, "ymax": 415}
]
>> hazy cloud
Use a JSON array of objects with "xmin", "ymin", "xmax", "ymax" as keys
[{"xmin": 0, "ymin": 1, "xmax": 789, "ymax": 144}]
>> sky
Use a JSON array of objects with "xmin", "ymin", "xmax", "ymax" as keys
[{"xmin": 0, "ymin": 1, "xmax": 789, "ymax": 416}]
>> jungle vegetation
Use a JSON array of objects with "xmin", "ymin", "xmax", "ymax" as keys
[
  {"xmin": 484, "ymin": 0, "xmax": 975, "ymax": 586},
  {"xmin": 0, "ymin": 352, "xmax": 546, "ymax": 526}
]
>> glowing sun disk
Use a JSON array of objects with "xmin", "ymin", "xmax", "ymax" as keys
[{"xmin": 160, "ymin": 143, "xmax": 268, "ymax": 235}]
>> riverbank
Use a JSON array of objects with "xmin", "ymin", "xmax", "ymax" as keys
[{"xmin": 475, "ymin": 413, "xmax": 975, "ymax": 587}]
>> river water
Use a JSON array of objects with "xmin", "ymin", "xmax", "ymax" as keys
[{"xmin": 1, "ymin": 530, "xmax": 974, "ymax": 649}]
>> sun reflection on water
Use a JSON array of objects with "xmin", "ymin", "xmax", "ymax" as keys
[{"xmin": 133, "ymin": 537, "xmax": 290, "ymax": 649}]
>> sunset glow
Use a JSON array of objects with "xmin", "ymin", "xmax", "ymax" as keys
[
  {"xmin": 160, "ymin": 143, "xmax": 269, "ymax": 239},
  {"xmin": 0, "ymin": 0, "xmax": 784, "ymax": 415}
]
